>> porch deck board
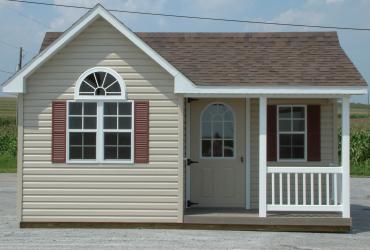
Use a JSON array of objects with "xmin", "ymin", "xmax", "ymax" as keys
[{"xmin": 184, "ymin": 208, "xmax": 351, "ymax": 228}]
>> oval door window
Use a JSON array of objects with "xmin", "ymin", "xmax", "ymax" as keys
[{"xmin": 200, "ymin": 103, "xmax": 235, "ymax": 158}]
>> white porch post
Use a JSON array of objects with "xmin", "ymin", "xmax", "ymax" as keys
[
  {"xmin": 259, "ymin": 97, "xmax": 267, "ymax": 217},
  {"xmin": 341, "ymin": 96, "xmax": 350, "ymax": 218}
]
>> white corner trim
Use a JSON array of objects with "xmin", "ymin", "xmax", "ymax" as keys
[
  {"xmin": 176, "ymin": 80, "xmax": 368, "ymax": 96},
  {"xmin": 2, "ymin": 4, "xmax": 194, "ymax": 93},
  {"xmin": 245, "ymin": 98, "xmax": 251, "ymax": 209}
]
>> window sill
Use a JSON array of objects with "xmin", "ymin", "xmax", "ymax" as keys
[{"xmin": 66, "ymin": 160, "xmax": 134, "ymax": 164}]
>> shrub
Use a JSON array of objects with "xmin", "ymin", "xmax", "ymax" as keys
[{"xmin": 0, "ymin": 117, "xmax": 17, "ymax": 157}]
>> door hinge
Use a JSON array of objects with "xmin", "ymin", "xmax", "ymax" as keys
[
  {"xmin": 187, "ymin": 158, "xmax": 199, "ymax": 166},
  {"xmin": 187, "ymin": 98, "xmax": 199, "ymax": 103},
  {"xmin": 187, "ymin": 200, "xmax": 199, "ymax": 207}
]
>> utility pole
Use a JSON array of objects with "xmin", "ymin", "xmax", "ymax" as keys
[{"xmin": 17, "ymin": 47, "xmax": 23, "ymax": 71}]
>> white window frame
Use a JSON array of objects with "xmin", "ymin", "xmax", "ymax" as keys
[
  {"xmin": 199, "ymin": 102, "xmax": 236, "ymax": 159},
  {"xmin": 75, "ymin": 67, "xmax": 127, "ymax": 100},
  {"xmin": 101, "ymin": 101, "xmax": 134, "ymax": 164},
  {"xmin": 277, "ymin": 105, "xmax": 307, "ymax": 162},
  {"xmin": 66, "ymin": 100, "xmax": 134, "ymax": 164}
]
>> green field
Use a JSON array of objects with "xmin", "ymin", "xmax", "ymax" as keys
[
  {"xmin": 0, "ymin": 97, "xmax": 17, "ymax": 173},
  {"xmin": 0, "ymin": 97, "xmax": 369, "ymax": 174}
]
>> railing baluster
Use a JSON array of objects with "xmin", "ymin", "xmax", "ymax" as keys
[
  {"xmin": 334, "ymin": 173, "xmax": 338, "ymax": 205},
  {"xmin": 287, "ymin": 173, "xmax": 290, "ymax": 205},
  {"xmin": 318, "ymin": 173, "xmax": 322, "ymax": 205},
  {"xmin": 295, "ymin": 173, "xmax": 298, "ymax": 205},
  {"xmin": 272, "ymin": 173, "xmax": 275, "ymax": 205},
  {"xmin": 303, "ymin": 173, "xmax": 306, "ymax": 205},
  {"xmin": 326, "ymin": 173, "xmax": 330, "ymax": 205},
  {"xmin": 279, "ymin": 173, "xmax": 283, "ymax": 205},
  {"xmin": 266, "ymin": 166, "xmax": 342, "ymax": 212},
  {"xmin": 311, "ymin": 173, "xmax": 314, "ymax": 205}
]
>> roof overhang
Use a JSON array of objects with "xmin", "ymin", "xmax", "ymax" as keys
[
  {"xmin": 175, "ymin": 78, "xmax": 368, "ymax": 97},
  {"xmin": 2, "ymin": 4, "xmax": 194, "ymax": 93}
]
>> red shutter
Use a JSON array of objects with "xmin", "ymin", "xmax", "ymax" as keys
[
  {"xmin": 267, "ymin": 105, "xmax": 277, "ymax": 161},
  {"xmin": 52, "ymin": 101, "xmax": 66, "ymax": 163},
  {"xmin": 134, "ymin": 101, "xmax": 149, "ymax": 163},
  {"xmin": 307, "ymin": 105, "xmax": 321, "ymax": 161}
]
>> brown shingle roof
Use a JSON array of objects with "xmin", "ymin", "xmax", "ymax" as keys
[{"xmin": 40, "ymin": 31, "xmax": 366, "ymax": 87}]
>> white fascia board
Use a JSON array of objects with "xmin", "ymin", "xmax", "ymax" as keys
[
  {"xmin": 3, "ymin": 4, "xmax": 193, "ymax": 93},
  {"xmin": 175, "ymin": 79, "xmax": 368, "ymax": 96}
]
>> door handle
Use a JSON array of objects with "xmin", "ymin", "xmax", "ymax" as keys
[{"xmin": 240, "ymin": 156, "xmax": 244, "ymax": 163}]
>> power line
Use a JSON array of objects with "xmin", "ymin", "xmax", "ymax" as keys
[
  {"xmin": 0, "ymin": 39, "xmax": 34, "ymax": 56},
  {"xmin": 6, "ymin": 0, "xmax": 370, "ymax": 31},
  {"xmin": 0, "ymin": 39, "xmax": 19, "ymax": 50},
  {"xmin": 2, "ymin": 1, "xmax": 49, "ymax": 29},
  {"xmin": 0, "ymin": 68, "xmax": 13, "ymax": 74}
]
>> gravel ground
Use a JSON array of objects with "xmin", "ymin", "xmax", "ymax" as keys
[{"xmin": 0, "ymin": 174, "xmax": 370, "ymax": 250}]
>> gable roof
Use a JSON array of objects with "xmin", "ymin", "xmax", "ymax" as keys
[
  {"xmin": 40, "ymin": 31, "xmax": 366, "ymax": 88},
  {"xmin": 3, "ymin": 4, "xmax": 367, "ymax": 96}
]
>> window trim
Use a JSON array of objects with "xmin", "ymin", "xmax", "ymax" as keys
[
  {"xmin": 75, "ymin": 67, "xmax": 127, "ymax": 100},
  {"xmin": 276, "ymin": 105, "xmax": 307, "ymax": 162},
  {"xmin": 199, "ymin": 102, "xmax": 236, "ymax": 160},
  {"xmin": 66, "ymin": 100, "xmax": 134, "ymax": 164}
]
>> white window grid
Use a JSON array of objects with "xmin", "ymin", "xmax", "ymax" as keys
[
  {"xmin": 200, "ymin": 103, "xmax": 236, "ymax": 159},
  {"xmin": 103, "ymin": 102, "xmax": 134, "ymax": 162},
  {"xmin": 67, "ymin": 102, "xmax": 97, "ymax": 162},
  {"xmin": 277, "ymin": 105, "xmax": 307, "ymax": 162},
  {"xmin": 66, "ymin": 100, "xmax": 134, "ymax": 164},
  {"xmin": 79, "ymin": 72, "xmax": 121, "ymax": 96}
]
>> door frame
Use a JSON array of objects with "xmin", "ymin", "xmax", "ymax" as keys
[{"xmin": 185, "ymin": 98, "xmax": 251, "ymax": 209}]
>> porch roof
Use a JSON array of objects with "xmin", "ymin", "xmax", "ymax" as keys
[{"xmin": 40, "ymin": 31, "xmax": 366, "ymax": 88}]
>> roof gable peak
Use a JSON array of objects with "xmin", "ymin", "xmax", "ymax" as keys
[{"xmin": 3, "ymin": 4, "xmax": 192, "ymax": 93}]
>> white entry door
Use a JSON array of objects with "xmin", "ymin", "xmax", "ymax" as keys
[{"xmin": 190, "ymin": 99, "xmax": 245, "ymax": 207}]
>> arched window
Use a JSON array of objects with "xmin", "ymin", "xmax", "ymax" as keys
[
  {"xmin": 200, "ymin": 103, "xmax": 235, "ymax": 158},
  {"xmin": 75, "ymin": 67, "xmax": 126, "ymax": 99},
  {"xmin": 67, "ymin": 67, "xmax": 132, "ymax": 163}
]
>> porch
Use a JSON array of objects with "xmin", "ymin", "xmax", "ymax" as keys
[
  {"xmin": 184, "ymin": 96, "xmax": 351, "ymax": 222},
  {"xmin": 183, "ymin": 208, "xmax": 350, "ymax": 232}
]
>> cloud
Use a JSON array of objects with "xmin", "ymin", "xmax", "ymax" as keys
[
  {"xmin": 188, "ymin": 0, "xmax": 251, "ymax": 11},
  {"xmin": 306, "ymin": 0, "xmax": 344, "ymax": 5},
  {"xmin": 0, "ymin": 0, "xmax": 21, "ymax": 10},
  {"xmin": 50, "ymin": 0, "xmax": 167, "ymax": 30},
  {"xmin": 325, "ymin": 0, "xmax": 344, "ymax": 4},
  {"xmin": 275, "ymin": 8, "xmax": 325, "ymax": 28}
]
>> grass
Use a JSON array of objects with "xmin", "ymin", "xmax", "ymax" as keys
[
  {"xmin": 351, "ymin": 160, "xmax": 370, "ymax": 176},
  {"xmin": 0, "ymin": 97, "xmax": 16, "ymax": 118},
  {"xmin": 0, "ymin": 154, "xmax": 16, "ymax": 173}
]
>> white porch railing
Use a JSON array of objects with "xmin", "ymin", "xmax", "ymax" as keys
[
  {"xmin": 267, "ymin": 166, "xmax": 343, "ymax": 212},
  {"xmin": 258, "ymin": 96, "xmax": 350, "ymax": 218}
]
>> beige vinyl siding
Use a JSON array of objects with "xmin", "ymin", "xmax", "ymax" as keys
[
  {"xmin": 22, "ymin": 17, "xmax": 182, "ymax": 223},
  {"xmin": 250, "ymin": 98, "xmax": 338, "ymax": 209}
]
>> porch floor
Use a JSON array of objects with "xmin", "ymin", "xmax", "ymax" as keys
[{"xmin": 184, "ymin": 208, "xmax": 351, "ymax": 232}]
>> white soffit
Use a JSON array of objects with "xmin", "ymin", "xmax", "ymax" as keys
[{"xmin": 175, "ymin": 80, "xmax": 368, "ymax": 96}]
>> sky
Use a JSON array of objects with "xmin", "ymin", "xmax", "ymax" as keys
[{"xmin": 0, "ymin": 0, "xmax": 369, "ymax": 103}]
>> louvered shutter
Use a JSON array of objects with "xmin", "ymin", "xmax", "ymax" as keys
[
  {"xmin": 307, "ymin": 105, "xmax": 321, "ymax": 161},
  {"xmin": 134, "ymin": 101, "xmax": 149, "ymax": 163},
  {"xmin": 52, "ymin": 101, "xmax": 66, "ymax": 163},
  {"xmin": 267, "ymin": 105, "xmax": 277, "ymax": 161}
]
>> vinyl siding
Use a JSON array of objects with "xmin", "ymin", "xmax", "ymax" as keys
[
  {"xmin": 22, "ymin": 17, "xmax": 182, "ymax": 223},
  {"xmin": 250, "ymin": 98, "xmax": 338, "ymax": 209}
]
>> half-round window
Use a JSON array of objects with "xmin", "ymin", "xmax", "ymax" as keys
[
  {"xmin": 75, "ymin": 67, "xmax": 126, "ymax": 99},
  {"xmin": 200, "ymin": 103, "xmax": 235, "ymax": 158}
]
